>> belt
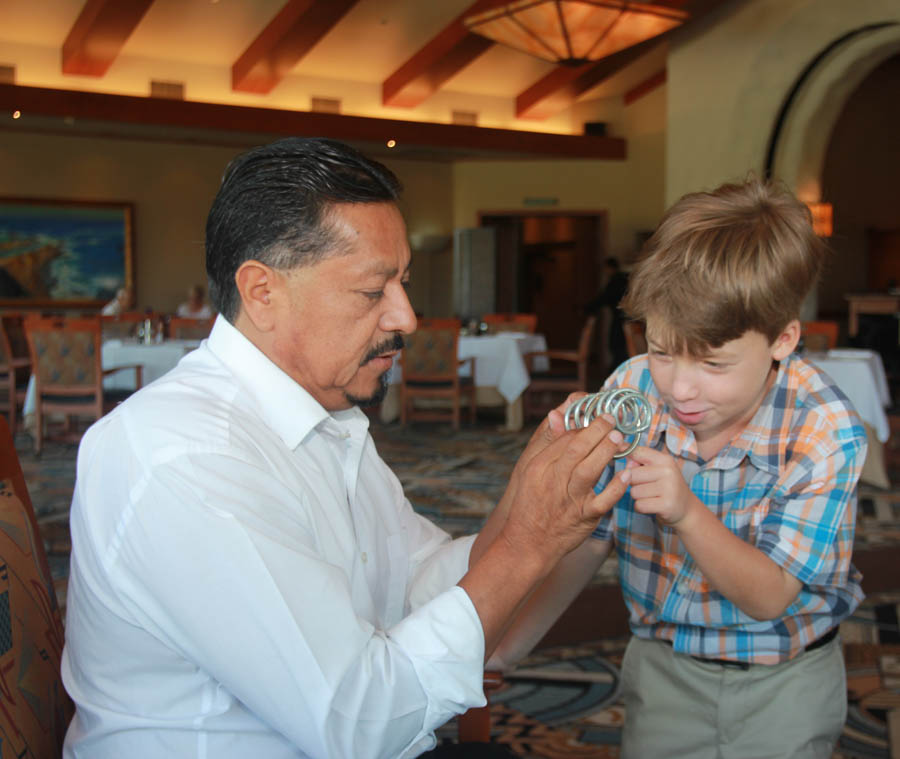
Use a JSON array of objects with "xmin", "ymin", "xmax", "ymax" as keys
[{"xmin": 673, "ymin": 627, "xmax": 838, "ymax": 670}]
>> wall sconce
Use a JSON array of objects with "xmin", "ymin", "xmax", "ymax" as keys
[{"xmin": 805, "ymin": 202, "xmax": 833, "ymax": 237}]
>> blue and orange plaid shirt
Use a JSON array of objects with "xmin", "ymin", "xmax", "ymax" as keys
[{"xmin": 591, "ymin": 352, "xmax": 866, "ymax": 664}]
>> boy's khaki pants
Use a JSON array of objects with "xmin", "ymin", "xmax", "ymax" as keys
[{"xmin": 621, "ymin": 635, "xmax": 846, "ymax": 759}]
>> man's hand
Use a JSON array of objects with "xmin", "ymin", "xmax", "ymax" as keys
[
  {"xmin": 463, "ymin": 394, "xmax": 628, "ymax": 658},
  {"xmin": 622, "ymin": 446, "xmax": 701, "ymax": 526},
  {"xmin": 499, "ymin": 406, "xmax": 627, "ymax": 564}
]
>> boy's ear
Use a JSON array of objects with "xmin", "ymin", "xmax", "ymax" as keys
[{"xmin": 771, "ymin": 319, "xmax": 801, "ymax": 360}]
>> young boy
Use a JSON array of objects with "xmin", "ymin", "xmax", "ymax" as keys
[{"xmin": 491, "ymin": 177, "xmax": 866, "ymax": 758}]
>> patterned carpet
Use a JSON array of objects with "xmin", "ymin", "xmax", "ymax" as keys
[{"xmin": 14, "ymin": 415, "xmax": 900, "ymax": 758}]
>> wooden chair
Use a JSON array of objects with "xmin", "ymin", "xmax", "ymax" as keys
[
  {"xmin": 481, "ymin": 313, "xmax": 538, "ymax": 334},
  {"xmin": 457, "ymin": 670, "xmax": 505, "ymax": 744},
  {"xmin": 399, "ymin": 318, "xmax": 476, "ymax": 430},
  {"xmin": 167, "ymin": 316, "xmax": 215, "ymax": 340},
  {"xmin": 0, "ymin": 314, "xmax": 32, "ymax": 437},
  {"xmin": 24, "ymin": 316, "xmax": 143, "ymax": 454},
  {"xmin": 523, "ymin": 316, "xmax": 596, "ymax": 419},
  {"xmin": 802, "ymin": 320, "xmax": 839, "ymax": 352},
  {"xmin": 623, "ymin": 320, "xmax": 647, "ymax": 357},
  {"xmin": 0, "ymin": 414, "xmax": 73, "ymax": 754}
]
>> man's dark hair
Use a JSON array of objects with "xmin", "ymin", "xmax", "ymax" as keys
[{"xmin": 205, "ymin": 137, "xmax": 402, "ymax": 321}]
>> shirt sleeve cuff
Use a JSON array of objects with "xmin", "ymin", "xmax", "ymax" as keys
[{"xmin": 390, "ymin": 584, "xmax": 486, "ymax": 739}]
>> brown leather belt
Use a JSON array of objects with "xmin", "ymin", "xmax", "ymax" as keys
[{"xmin": 677, "ymin": 627, "xmax": 839, "ymax": 671}]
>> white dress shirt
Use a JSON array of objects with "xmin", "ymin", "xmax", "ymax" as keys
[{"xmin": 62, "ymin": 316, "xmax": 486, "ymax": 759}]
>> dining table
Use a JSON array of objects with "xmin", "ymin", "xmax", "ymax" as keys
[
  {"xmin": 381, "ymin": 332, "xmax": 549, "ymax": 431},
  {"xmin": 22, "ymin": 338, "xmax": 202, "ymax": 429},
  {"xmin": 100, "ymin": 338, "xmax": 202, "ymax": 391},
  {"xmin": 805, "ymin": 347, "xmax": 892, "ymax": 488}
]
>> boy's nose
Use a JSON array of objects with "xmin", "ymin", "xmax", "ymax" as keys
[{"xmin": 670, "ymin": 367, "xmax": 699, "ymax": 401}]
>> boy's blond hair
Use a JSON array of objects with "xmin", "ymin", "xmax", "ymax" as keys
[{"xmin": 621, "ymin": 177, "xmax": 825, "ymax": 356}]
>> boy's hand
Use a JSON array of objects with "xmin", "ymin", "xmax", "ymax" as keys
[{"xmin": 622, "ymin": 446, "xmax": 700, "ymax": 527}]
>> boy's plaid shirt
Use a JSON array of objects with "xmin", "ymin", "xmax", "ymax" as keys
[{"xmin": 592, "ymin": 352, "xmax": 866, "ymax": 664}]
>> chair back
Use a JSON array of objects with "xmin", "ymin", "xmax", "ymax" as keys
[
  {"xmin": 168, "ymin": 316, "xmax": 215, "ymax": 340},
  {"xmin": 623, "ymin": 320, "xmax": 647, "ymax": 357},
  {"xmin": 401, "ymin": 318, "xmax": 461, "ymax": 380},
  {"xmin": 482, "ymin": 313, "xmax": 538, "ymax": 334},
  {"xmin": 25, "ymin": 317, "xmax": 102, "ymax": 394},
  {"xmin": 0, "ymin": 414, "xmax": 73, "ymax": 752},
  {"xmin": 0, "ymin": 313, "xmax": 30, "ymax": 363},
  {"xmin": 802, "ymin": 320, "xmax": 838, "ymax": 352}
]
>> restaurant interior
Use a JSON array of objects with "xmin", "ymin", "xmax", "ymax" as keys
[{"xmin": 1, "ymin": 0, "xmax": 899, "ymax": 756}]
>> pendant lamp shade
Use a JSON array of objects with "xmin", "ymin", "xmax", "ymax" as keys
[{"xmin": 464, "ymin": 0, "xmax": 688, "ymax": 67}]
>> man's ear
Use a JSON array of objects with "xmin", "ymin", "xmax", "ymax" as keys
[
  {"xmin": 771, "ymin": 319, "xmax": 801, "ymax": 360},
  {"xmin": 235, "ymin": 260, "xmax": 278, "ymax": 332}
]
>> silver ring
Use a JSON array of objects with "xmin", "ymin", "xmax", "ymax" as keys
[{"xmin": 563, "ymin": 388, "xmax": 652, "ymax": 458}]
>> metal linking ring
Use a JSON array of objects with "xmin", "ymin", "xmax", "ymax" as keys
[{"xmin": 563, "ymin": 388, "xmax": 652, "ymax": 458}]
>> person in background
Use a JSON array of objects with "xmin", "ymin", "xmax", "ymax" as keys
[
  {"xmin": 489, "ymin": 177, "xmax": 866, "ymax": 759},
  {"xmin": 60, "ymin": 136, "xmax": 628, "ymax": 759},
  {"xmin": 585, "ymin": 257, "xmax": 630, "ymax": 372},
  {"xmin": 100, "ymin": 286, "xmax": 133, "ymax": 316},
  {"xmin": 175, "ymin": 283, "xmax": 213, "ymax": 318}
]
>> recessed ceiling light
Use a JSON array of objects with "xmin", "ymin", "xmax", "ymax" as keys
[
  {"xmin": 12, "ymin": 110, "xmax": 20, "ymax": 119},
  {"xmin": 386, "ymin": 139, "xmax": 396, "ymax": 148}
]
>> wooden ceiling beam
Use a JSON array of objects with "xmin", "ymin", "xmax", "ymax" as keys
[
  {"xmin": 232, "ymin": 0, "xmax": 360, "ymax": 94},
  {"xmin": 382, "ymin": 0, "xmax": 508, "ymax": 109},
  {"xmin": 624, "ymin": 69, "xmax": 667, "ymax": 105},
  {"xmin": 0, "ymin": 83, "xmax": 627, "ymax": 160},
  {"xmin": 516, "ymin": 39, "xmax": 664, "ymax": 121},
  {"xmin": 61, "ymin": 0, "xmax": 155, "ymax": 77}
]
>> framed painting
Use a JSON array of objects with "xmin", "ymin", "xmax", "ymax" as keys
[{"xmin": 0, "ymin": 198, "xmax": 134, "ymax": 308}]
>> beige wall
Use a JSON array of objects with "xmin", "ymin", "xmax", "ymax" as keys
[
  {"xmin": 451, "ymin": 85, "xmax": 667, "ymax": 265},
  {"xmin": 666, "ymin": 0, "xmax": 900, "ymax": 203},
  {"xmin": 665, "ymin": 0, "xmax": 900, "ymax": 318},
  {"xmin": 0, "ymin": 130, "xmax": 235, "ymax": 313},
  {"xmin": 0, "ymin": 131, "xmax": 453, "ymax": 315}
]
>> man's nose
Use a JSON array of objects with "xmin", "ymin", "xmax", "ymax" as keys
[{"xmin": 383, "ymin": 283, "xmax": 417, "ymax": 335}]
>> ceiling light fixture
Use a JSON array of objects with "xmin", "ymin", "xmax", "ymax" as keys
[
  {"xmin": 386, "ymin": 139, "xmax": 397, "ymax": 148},
  {"xmin": 464, "ymin": 0, "xmax": 687, "ymax": 67},
  {"xmin": 12, "ymin": 110, "xmax": 21, "ymax": 119}
]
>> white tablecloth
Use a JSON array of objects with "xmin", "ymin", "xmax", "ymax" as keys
[
  {"xmin": 383, "ymin": 333, "xmax": 549, "ymax": 430},
  {"xmin": 388, "ymin": 333, "xmax": 548, "ymax": 402},
  {"xmin": 101, "ymin": 339, "xmax": 201, "ymax": 391},
  {"xmin": 806, "ymin": 348, "xmax": 891, "ymax": 442},
  {"xmin": 23, "ymin": 338, "xmax": 201, "ymax": 418}
]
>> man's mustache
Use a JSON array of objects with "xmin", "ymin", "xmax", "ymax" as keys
[{"xmin": 362, "ymin": 334, "xmax": 405, "ymax": 365}]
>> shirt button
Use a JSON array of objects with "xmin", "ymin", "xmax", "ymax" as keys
[{"xmin": 361, "ymin": 552, "xmax": 368, "ymax": 563}]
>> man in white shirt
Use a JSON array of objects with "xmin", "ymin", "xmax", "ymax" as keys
[{"xmin": 61, "ymin": 137, "xmax": 628, "ymax": 758}]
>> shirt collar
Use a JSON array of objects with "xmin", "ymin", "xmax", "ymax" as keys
[{"xmin": 205, "ymin": 316, "xmax": 369, "ymax": 450}]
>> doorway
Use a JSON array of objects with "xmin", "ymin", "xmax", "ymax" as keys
[{"xmin": 479, "ymin": 211, "xmax": 608, "ymax": 376}]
